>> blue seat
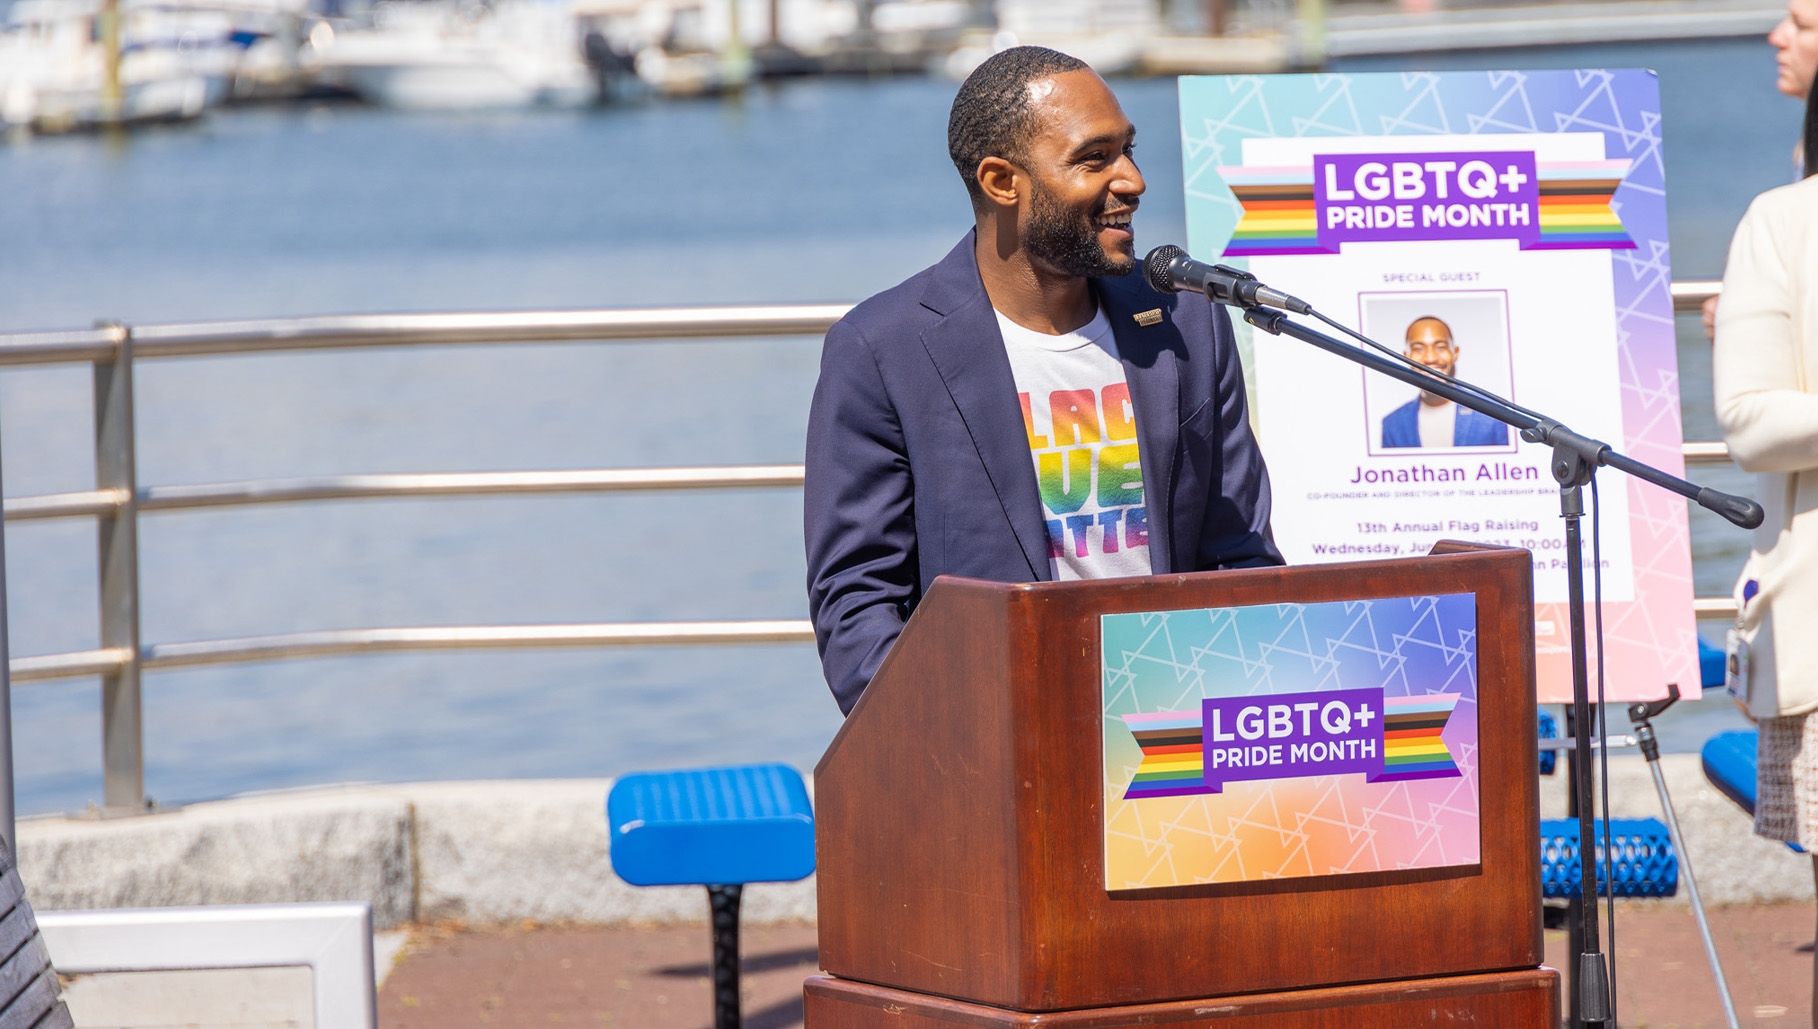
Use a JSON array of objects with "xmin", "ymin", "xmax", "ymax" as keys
[
  {"xmin": 607, "ymin": 762, "xmax": 815, "ymax": 886},
  {"xmin": 1538, "ymin": 709, "xmax": 1558, "ymax": 776},
  {"xmin": 1689, "ymin": 644, "xmax": 1807, "ymax": 853},
  {"xmin": 1539, "ymin": 818, "xmax": 1678, "ymax": 899},
  {"xmin": 1702, "ymin": 730, "xmax": 1758, "ymax": 815},
  {"xmin": 607, "ymin": 763, "xmax": 815, "ymax": 1029},
  {"xmin": 1698, "ymin": 636, "xmax": 1726, "ymax": 690},
  {"xmin": 1701, "ymin": 726, "xmax": 1809, "ymax": 856}
]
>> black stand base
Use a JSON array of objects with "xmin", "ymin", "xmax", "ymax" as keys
[{"xmin": 708, "ymin": 883, "xmax": 744, "ymax": 1029}]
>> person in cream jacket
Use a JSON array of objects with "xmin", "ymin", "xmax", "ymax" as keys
[
  {"xmin": 1716, "ymin": 174, "xmax": 1818, "ymax": 737},
  {"xmin": 1716, "ymin": 163, "xmax": 1818, "ymax": 1028}
]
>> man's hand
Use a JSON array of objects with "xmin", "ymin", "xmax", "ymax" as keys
[{"xmin": 1703, "ymin": 295, "xmax": 1719, "ymax": 340}]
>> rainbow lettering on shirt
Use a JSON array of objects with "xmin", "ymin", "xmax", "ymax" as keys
[{"xmin": 1020, "ymin": 384, "xmax": 1148, "ymax": 562}]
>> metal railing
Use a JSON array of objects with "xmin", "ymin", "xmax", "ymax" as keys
[
  {"xmin": 0, "ymin": 303, "xmax": 847, "ymax": 822},
  {"xmin": 0, "ymin": 283, "xmax": 1735, "ymax": 822}
]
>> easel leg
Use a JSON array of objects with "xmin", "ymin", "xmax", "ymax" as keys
[{"xmin": 1645, "ymin": 751, "xmax": 1739, "ymax": 1028}]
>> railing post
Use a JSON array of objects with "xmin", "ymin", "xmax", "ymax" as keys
[
  {"xmin": 0, "ymin": 397, "xmax": 15, "ymax": 853},
  {"xmin": 94, "ymin": 322, "xmax": 143, "ymax": 813}
]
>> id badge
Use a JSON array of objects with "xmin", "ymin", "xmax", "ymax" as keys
[{"xmin": 1725, "ymin": 628, "xmax": 1750, "ymax": 702}]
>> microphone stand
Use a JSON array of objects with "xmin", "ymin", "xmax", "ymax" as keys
[{"xmin": 1238, "ymin": 303, "xmax": 1763, "ymax": 1029}]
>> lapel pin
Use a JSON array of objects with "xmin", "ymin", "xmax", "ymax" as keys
[{"xmin": 1133, "ymin": 308, "xmax": 1163, "ymax": 327}]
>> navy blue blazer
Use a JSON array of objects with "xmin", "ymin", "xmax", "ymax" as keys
[
  {"xmin": 1380, "ymin": 398, "xmax": 1511, "ymax": 449},
  {"xmin": 804, "ymin": 233, "xmax": 1282, "ymax": 713}
]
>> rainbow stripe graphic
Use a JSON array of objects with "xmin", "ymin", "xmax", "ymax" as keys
[
  {"xmin": 1377, "ymin": 693, "xmax": 1464, "ymax": 781},
  {"xmin": 1532, "ymin": 160, "xmax": 1636, "ymax": 250},
  {"xmin": 1119, "ymin": 711, "xmax": 1206, "ymax": 798},
  {"xmin": 1118, "ymin": 692, "xmax": 1463, "ymax": 800},
  {"xmin": 1214, "ymin": 159, "xmax": 1632, "ymax": 255},
  {"xmin": 1219, "ymin": 165, "xmax": 1324, "ymax": 257}
]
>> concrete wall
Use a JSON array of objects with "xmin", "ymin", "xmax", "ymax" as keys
[
  {"xmin": 13, "ymin": 757, "xmax": 1810, "ymax": 931},
  {"xmin": 17, "ymin": 779, "xmax": 816, "ymax": 931}
]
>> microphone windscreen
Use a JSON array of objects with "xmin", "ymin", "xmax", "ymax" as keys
[
  {"xmin": 1144, "ymin": 245, "xmax": 1185, "ymax": 294},
  {"xmin": 1696, "ymin": 486, "xmax": 1765, "ymax": 530}
]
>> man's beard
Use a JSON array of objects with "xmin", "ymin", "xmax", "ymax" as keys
[
  {"xmin": 1416, "ymin": 362, "xmax": 1455, "ymax": 405},
  {"xmin": 1023, "ymin": 182, "xmax": 1136, "ymax": 279}
]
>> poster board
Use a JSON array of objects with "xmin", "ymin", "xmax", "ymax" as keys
[{"xmin": 1179, "ymin": 70, "xmax": 1693, "ymax": 703}]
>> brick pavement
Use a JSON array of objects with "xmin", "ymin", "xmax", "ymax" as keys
[
  {"xmin": 378, "ymin": 904, "xmax": 1815, "ymax": 1028},
  {"xmin": 379, "ymin": 921, "xmax": 816, "ymax": 1028},
  {"xmin": 1547, "ymin": 903, "xmax": 1815, "ymax": 1028}
]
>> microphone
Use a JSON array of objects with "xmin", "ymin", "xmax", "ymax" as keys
[
  {"xmin": 1696, "ymin": 487, "xmax": 1765, "ymax": 530},
  {"xmin": 1143, "ymin": 245, "xmax": 1312, "ymax": 314}
]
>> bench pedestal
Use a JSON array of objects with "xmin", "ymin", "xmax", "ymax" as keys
[{"xmin": 805, "ymin": 969, "xmax": 1561, "ymax": 1028}]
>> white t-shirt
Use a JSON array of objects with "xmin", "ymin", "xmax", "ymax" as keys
[
  {"xmin": 1417, "ymin": 399, "xmax": 1454, "ymax": 448},
  {"xmin": 996, "ymin": 307, "xmax": 1152, "ymax": 581}
]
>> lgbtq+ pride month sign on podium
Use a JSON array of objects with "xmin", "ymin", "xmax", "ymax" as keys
[
  {"xmin": 1178, "ymin": 70, "xmax": 1694, "ymax": 706},
  {"xmin": 1102, "ymin": 596, "xmax": 1479, "ymax": 889}
]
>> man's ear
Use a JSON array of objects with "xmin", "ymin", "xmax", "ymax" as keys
[{"xmin": 976, "ymin": 156, "xmax": 1021, "ymax": 209}]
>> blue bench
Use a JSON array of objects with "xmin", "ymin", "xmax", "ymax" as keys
[
  {"xmin": 1695, "ymin": 628, "xmax": 1804, "ymax": 854},
  {"xmin": 1538, "ymin": 709, "xmax": 1558, "ymax": 776},
  {"xmin": 1701, "ymin": 728, "xmax": 1805, "ymax": 857},
  {"xmin": 1539, "ymin": 818, "xmax": 1678, "ymax": 899},
  {"xmin": 1703, "ymin": 730, "xmax": 1758, "ymax": 815},
  {"xmin": 607, "ymin": 763, "xmax": 816, "ymax": 1029},
  {"xmin": 1698, "ymin": 636, "xmax": 1726, "ymax": 691}
]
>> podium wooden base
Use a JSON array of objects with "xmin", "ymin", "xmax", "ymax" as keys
[{"xmin": 804, "ymin": 968, "xmax": 1559, "ymax": 1027}]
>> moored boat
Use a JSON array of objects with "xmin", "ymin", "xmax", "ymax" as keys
[
  {"xmin": 0, "ymin": 0, "xmax": 231, "ymax": 132},
  {"xmin": 305, "ymin": 0, "xmax": 596, "ymax": 110}
]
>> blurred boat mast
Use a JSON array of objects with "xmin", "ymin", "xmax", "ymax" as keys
[{"xmin": 99, "ymin": 0, "xmax": 121, "ymax": 120}]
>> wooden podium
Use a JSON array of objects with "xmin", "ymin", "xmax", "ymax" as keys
[{"xmin": 804, "ymin": 545, "xmax": 1558, "ymax": 1026}]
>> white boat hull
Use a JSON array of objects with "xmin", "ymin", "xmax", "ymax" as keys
[
  {"xmin": 343, "ymin": 60, "xmax": 589, "ymax": 109},
  {"xmin": 310, "ymin": 1, "xmax": 597, "ymax": 111}
]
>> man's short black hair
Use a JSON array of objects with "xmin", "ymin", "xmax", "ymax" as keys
[{"xmin": 947, "ymin": 46, "xmax": 1090, "ymax": 207}]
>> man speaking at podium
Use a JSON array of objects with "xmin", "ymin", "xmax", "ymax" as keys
[{"xmin": 805, "ymin": 47, "xmax": 1281, "ymax": 715}]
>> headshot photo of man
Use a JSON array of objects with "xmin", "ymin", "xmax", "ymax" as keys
[{"xmin": 1379, "ymin": 314, "xmax": 1511, "ymax": 449}]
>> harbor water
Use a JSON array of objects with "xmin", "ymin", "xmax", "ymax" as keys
[{"xmin": 0, "ymin": 38, "xmax": 1795, "ymax": 815}]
